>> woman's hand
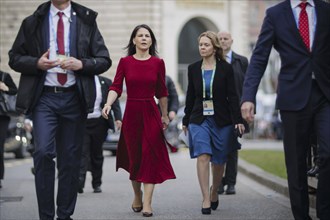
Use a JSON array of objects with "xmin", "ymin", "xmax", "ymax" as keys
[
  {"xmin": 102, "ymin": 104, "xmax": 112, "ymax": 119},
  {"xmin": 161, "ymin": 115, "xmax": 170, "ymax": 130}
]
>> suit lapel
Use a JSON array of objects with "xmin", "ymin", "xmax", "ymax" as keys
[
  {"xmin": 70, "ymin": 9, "xmax": 77, "ymax": 58},
  {"xmin": 196, "ymin": 61, "xmax": 203, "ymax": 90},
  {"xmin": 231, "ymin": 52, "xmax": 238, "ymax": 64},
  {"xmin": 312, "ymin": 0, "xmax": 320, "ymax": 52}
]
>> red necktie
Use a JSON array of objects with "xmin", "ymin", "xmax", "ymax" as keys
[
  {"xmin": 298, "ymin": 2, "xmax": 310, "ymax": 51},
  {"xmin": 57, "ymin": 12, "xmax": 67, "ymax": 85}
]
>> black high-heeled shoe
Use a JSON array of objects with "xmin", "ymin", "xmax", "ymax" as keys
[
  {"xmin": 142, "ymin": 212, "xmax": 153, "ymax": 217},
  {"xmin": 201, "ymin": 207, "xmax": 211, "ymax": 215},
  {"xmin": 132, "ymin": 191, "xmax": 143, "ymax": 212},
  {"xmin": 211, "ymin": 200, "xmax": 219, "ymax": 210},
  {"xmin": 210, "ymin": 186, "xmax": 219, "ymax": 210},
  {"xmin": 132, "ymin": 206, "xmax": 143, "ymax": 213}
]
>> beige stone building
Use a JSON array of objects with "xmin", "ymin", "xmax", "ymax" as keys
[{"xmin": 0, "ymin": 0, "xmax": 251, "ymax": 94}]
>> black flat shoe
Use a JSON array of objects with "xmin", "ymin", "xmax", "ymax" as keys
[
  {"xmin": 78, "ymin": 187, "xmax": 84, "ymax": 194},
  {"xmin": 211, "ymin": 200, "xmax": 219, "ymax": 210},
  {"xmin": 201, "ymin": 207, "xmax": 211, "ymax": 215},
  {"xmin": 132, "ymin": 206, "xmax": 143, "ymax": 213},
  {"xmin": 142, "ymin": 212, "xmax": 153, "ymax": 217}
]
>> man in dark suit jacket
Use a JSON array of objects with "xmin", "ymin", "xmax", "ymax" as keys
[
  {"xmin": 0, "ymin": 70, "xmax": 18, "ymax": 189},
  {"xmin": 164, "ymin": 75, "xmax": 180, "ymax": 152},
  {"xmin": 8, "ymin": 1, "xmax": 111, "ymax": 219},
  {"xmin": 241, "ymin": 1, "xmax": 330, "ymax": 219},
  {"xmin": 78, "ymin": 75, "xmax": 122, "ymax": 194},
  {"xmin": 218, "ymin": 31, "xmax": 248, "ymax": 195}
]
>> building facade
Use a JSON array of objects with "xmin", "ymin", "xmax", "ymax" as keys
[{"xmin": 0, "ymin": 0, "xmax": 249, "ymax": 94}]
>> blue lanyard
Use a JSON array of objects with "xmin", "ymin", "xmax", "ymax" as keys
[
  {"xmin": 49, "ymin": 12, "xmax": 70, "ymax": 55},
  {"xmin": 202, "ymin": 66, "xmax": 216, "ymax": 100}
]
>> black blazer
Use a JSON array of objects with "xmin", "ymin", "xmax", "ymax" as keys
[
  {"xmin": 231, "ymin": 51, "xmax": 248, "ymax": 99},
  {"xmin": 98, "ymin": 76, "xmax": 122, "ymax": 130},
  {"xmin": 8, "ymin": 1, "xmax": 111, "ymax": 115},
  {"xmin": 183, "ymin": 59, "xmax": 242, "ymax": 128},
  {"xmin": 165, "ymin": 75, "xmax": 179, "ymax": 113},
  {"xmin": 242, "ymin": 0, "xmax": 330, "ymax": 110}
]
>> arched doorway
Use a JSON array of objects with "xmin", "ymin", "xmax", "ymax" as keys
[{"xmin": 178, "ymin": 17, "xmax": 218, "ymax": 92}]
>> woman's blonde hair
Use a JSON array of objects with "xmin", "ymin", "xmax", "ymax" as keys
[{"xmin": 198, "ymin": 31, "xmax": 225, "ymax": 61}]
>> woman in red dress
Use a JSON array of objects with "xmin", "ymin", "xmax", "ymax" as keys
[{"xmin": 102, "ymin": 24, "xmax": 176, "ymax": 217}]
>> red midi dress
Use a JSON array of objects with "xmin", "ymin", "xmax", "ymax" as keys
[{"xmin": 110, "ymin": 56, "xmax": 176, "ymax": 184}]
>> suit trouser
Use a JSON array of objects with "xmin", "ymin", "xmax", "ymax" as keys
[
  {"xmin": 280, "ymin": 81, "xmax": 330, "ymax": 220},
  {"xmin": 32, "ymin": 91, "xmax": 85, "ymax": 220},
  {"xmin": 222, "ymin": 149, "xmax": 238, "ymax": 186},
  {"xmin": 79, "ymin": 117, "xmax": 108, "ymax": 189},
  {"xmin": 0, "ymin": 116, "xmax": 10, "ymax": 180}
]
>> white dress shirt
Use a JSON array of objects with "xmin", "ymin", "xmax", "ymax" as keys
[
  {"xmin": 46, "ymin": 3, "xmax": 75, "ymax": 87},
  {"xmin": 88, "ymin": 76, "xmax": 102, "ymax": 119},
  {"xmin": 291, "ymin": 0, "xmax": 316, "ymax": 51}
]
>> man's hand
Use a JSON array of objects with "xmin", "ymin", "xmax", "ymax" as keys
[
  {"xmin": 0, "ymin": 82, "xmax": 9, "ymax": 92},
  {"xmin": 115, "ymin": 120, "xmax": 122, "ymax": 131},
  {"xmin": 168, "ymin": 111, "xmax": 176, "ymax": 121},
  {"xmin": 241, "ymin": 101, "xmax": 255, "ymax": 124},
  {"xmin": 161, "ymin": 115, "xmax": 170, "ymax": 130},
  {"xmin": 60, "ymin": 57, "xmax": 83, "ymax": 71},
  {"xmin": 37, "ymin": 50, "xmax": 58, "ymax": 70}
]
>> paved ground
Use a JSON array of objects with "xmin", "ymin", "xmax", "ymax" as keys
[{"xmin": 0, "ymin": 139, "xmax": 318, "ymax": 220}]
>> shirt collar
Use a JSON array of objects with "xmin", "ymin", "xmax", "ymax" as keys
[
  {"xmin": 291, "ymin": 0, "xmax": 314, "ymax": 9},
  {"xmin": 50, "ymin": 3, "xmax": 71, "ymax": 19},
  {"xmin": 226, "ymin": 50, "xmax": 233, "ymax": 63}
]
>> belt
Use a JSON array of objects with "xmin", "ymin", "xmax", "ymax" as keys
[{"xmin": 43, "ymin": 85, "xmax": 76, "ymax": 93}]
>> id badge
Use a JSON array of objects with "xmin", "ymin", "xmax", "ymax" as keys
[{"xmin": 203, "ymin": 100, "xmax": 214, "ymax": 115}]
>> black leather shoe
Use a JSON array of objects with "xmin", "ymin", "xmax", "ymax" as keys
[
  {"xmin": 78, "ymin": 187, "xmax": 84, "ymax": 194},
  {"xmin": 226, "ymin": 185, "xmax": 236, "ymax": 195},
  {"xmin": 307, "ymin": 166, "xmax": 319, "ymax": 177},
  {"xmin": 218, "ymin": 184, "xmax": 224, "ymax": 194},
  {"xmin": 211, "ymin": 200, "xmax": 219, "ymax": 210},
  {"xmin": 142, "ymin": 212, "xmax": 153, "ymax": 217},
  {"xmin": 93, "ymin": 186, "xmax": 102, "ymax": 193},
  {"xmin": 201, "ymin": 207, "xmax": 211, "ymax": 215}
]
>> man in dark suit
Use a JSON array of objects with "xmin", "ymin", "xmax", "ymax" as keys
[
  {"xmin": 217, "ymin": 31, "xmax": 248, "ymax": 195},
  {"xmin": 78, "ymin": 75, "xmax": 122, "ymax": 194},
  {"xmin": 164, "ymin": 75, "xmax": 180, "ymax": 152},
  {"xmin": 8, "ymin": 1, "xmax": 111, "ymax": 219},
  {"xmin": 241, "ymin": 0, "xmax": 330, "ymax": 219}
]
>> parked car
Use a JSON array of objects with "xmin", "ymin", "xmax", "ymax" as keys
[{"xmin": 4, "ymin": 116, "xmax": 33, "ymax": 159}]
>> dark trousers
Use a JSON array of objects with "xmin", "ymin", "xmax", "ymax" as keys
[
  {"xmin": 0, "ymin": 115, "xmax": 10, "ymax": 180},
  {"xmin": 222, "ymin": 149, "xmax": 238, "ymax": 186},
  {"xmin": 79, "ymin": 117, "xmax": 108, "ymax": 189},
  {"xmin": 32, "ymin": 91, "xmax": 86, "ymax": 220},
  {"xmin": 280, "ymin": 81, "xmax": 330, "ymax": 220}
]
